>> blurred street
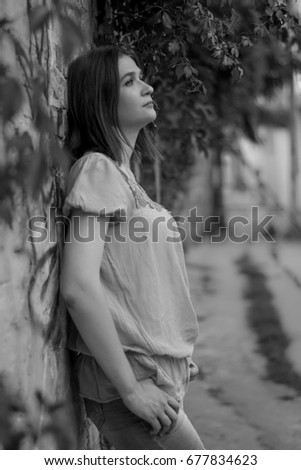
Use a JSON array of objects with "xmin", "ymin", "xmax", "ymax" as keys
[{"xmin": 184, "ymin": 238, "xmax": 301, "ymax": 450}]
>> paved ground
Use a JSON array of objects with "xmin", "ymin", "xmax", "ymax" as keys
[{"xmin": 183, "ymin": 239, "xmax": 301, "ymax": 450}]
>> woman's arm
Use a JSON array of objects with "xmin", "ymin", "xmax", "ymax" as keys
[{"xmin": 60, "ymin": 209, "xmax": 179, "ymax": 435}]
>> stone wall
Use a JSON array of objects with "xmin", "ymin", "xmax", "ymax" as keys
[{"xmin": 0, "ymin": 0, "xmax": 101, "ymax": 449}]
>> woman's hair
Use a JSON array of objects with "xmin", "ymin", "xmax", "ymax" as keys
[{"xmin": 64, "ymin": 45, "xmax": 161, "ymax": 166}]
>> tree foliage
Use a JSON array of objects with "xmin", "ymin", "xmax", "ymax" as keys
[
  {"xmin": 0, "ymin": 1, "xmax": 301, "ymax": 219},
  {"xmin": 96, "ymin": 0, "xmax": 301, "ymax": 208}
]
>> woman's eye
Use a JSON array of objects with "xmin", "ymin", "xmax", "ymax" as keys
[{"xmin": 124, "ymin": 75, "xmax": 146, "ymax": 86}]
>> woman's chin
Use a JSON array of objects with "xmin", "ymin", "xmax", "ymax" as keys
[
  {"xmin": 134, "ymin": 111, "xmax": 157, "ymax": 131},
  {"xmin": 144, "ymin": 110, "xmax": 157, "ymax": 125}
]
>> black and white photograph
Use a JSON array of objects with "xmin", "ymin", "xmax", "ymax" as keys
[{"xmin": 0, "ymin": 0, "xmax": 301, "ymax": 459}]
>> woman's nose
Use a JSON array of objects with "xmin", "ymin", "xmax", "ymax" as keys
[{"xmin": 142, "ymin": 81, "xmax": 154, "ymax": 95}]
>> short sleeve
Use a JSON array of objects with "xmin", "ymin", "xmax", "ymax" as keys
[{"xmin": 62, "ymin": 153, "xmax": 131, "ymax": 222}]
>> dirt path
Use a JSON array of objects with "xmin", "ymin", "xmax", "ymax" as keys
[{"xmin": 184, "ymin": 241, "xmax": 301, "ymax": 450}]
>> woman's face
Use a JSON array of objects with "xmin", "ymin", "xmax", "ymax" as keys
[{"xmin": 117, "ymin": 55, "xmax": 156, "ymax": 133}]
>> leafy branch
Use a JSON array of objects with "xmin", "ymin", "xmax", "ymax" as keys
[
  {"xmin": 95, "ymin": 0, "xmax": 301, "ymax": 209},
  {"xmin": 0, "ymin": 0, "xmax": 86, "ymax": 226}
]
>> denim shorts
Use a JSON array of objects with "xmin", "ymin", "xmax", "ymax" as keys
[
  {"xmin": 84, "ymin": 395, "xmax": 205, "ymax": 450},
  {"xmin": 76, "ymin": 352, "xmax": 198, "ymax": 405}
]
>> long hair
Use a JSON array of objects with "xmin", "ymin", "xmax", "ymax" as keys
[{"xmin": 64, "ymin": 45, "xmax": 161, "ymax": 166}]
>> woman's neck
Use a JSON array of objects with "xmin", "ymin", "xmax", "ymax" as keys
[{"xmin": 120, "ymin": 129, "xmax": 138, "ymax": 169}]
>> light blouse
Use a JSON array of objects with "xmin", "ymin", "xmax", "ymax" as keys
[{"xmin": 62, "ymin": 152, "xmax": 199, "ymax": 402}]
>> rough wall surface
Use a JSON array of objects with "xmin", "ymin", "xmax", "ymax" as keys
[{"xmin": 0, "ymin": 0, "xmax": 105, "ymax": 449}]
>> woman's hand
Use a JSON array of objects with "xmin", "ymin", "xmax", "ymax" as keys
[{"xmin": 121, "ymin": 378, "xmax": 180, "ymax": 436}]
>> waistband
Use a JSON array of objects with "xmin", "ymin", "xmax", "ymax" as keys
[{"xmin": 75, "ymin": 352, "xmax": 197, "ymax": 404}]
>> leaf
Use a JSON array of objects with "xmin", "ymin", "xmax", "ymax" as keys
[
  {"xmin": 241, "ymin": 37, "xmax": 252, "ymax": 47},
  {"xmin": 231, "ymin": 65, "xmax": 244, "ymax": 83},
  {"xmin": 175, "ymin": 64, "xmax": 184, "ymax": 81},
  {"xmin": 254, "ymin": 25, "xmax": 267, "ymax": 38},
  {"xmin": 207, "ymin": 31, "xmax": 217, "ymax": 45},
  {"xmin": 184, "ymin": 65, "xmax": 192, "ymax": 78},
  {"xmin": 34, "ymin": 105, "xmax": 54, "ymax": 133},
  {"xmin": 29, "ymin": 5, "xmax": 53, "ymax": 32},
  {"xmin": 222, "ymin": 55, "xmax": 235, "ymax": 67},
  {"xmin": 198, "ymin": 3, "xmax": 205, "ymax": 15},
  {"xmin": 0, "ymin": 75, "xmax": 23, "ymax": 122},
  {"xmin": 265, "ymin": 7, "xmax": 273, "ymax": 17},
  {"xmin": 201, "ymin": 31, "xmax": 207, "ymax": 42},
  {"xmin": 58, "ymin": 14, "xmax": 86, "ymax": 61},
  {"xmin": 238, "ymin": 66, "xmax": 244, "ymax": 78},
  {"xmin": 31, "ymin": 82, "xmax": 53, "ymax": 132},
  {"xmin": 168, "ymin": 39, "xmax": 180, "ymax": 54},
  {"xmin": 0, "ymin": 199, "xmax": 13, "ymax": 228},
  {"xmin": 0, "ymin": 168, "xmax": 13, "ymax": 200},
  {"xmin": 231, "ymin": 66, "xmax": 240, "ymax": 83},
  {"xmin": 212, "ymin": 48, "xmax": 222, "ymax": 59},
  {"xmin": 162, "ymin": 12, "xmax": 174, "ymax": 29},
  {"xmin": 170, "ymin": 57, "xmax": 179, "ymax": 67},
  {"xmin": 28, "ymin": 149, "xmax": 48, "ymax": 198},
  {"xmin": 7, "ymin": 132, "xmax": 35, "ymax": 182},
  {"xmin": 231, "ymin": 47, "xmax": 239, "ymax": 58},
  {"xmin": 7, "ymin": 131, "xmax": 33, "ymax": 153},
  {"xmin": 0, "ymin": 168, "xmax": 14, "ymax": 227},
  {"xmin": 105, "ymin": 1, "xmax": 113, "ymax": 21},
  {"xmin": 49, "ymin": 138, "xmax": 70, "ymax": 175}
]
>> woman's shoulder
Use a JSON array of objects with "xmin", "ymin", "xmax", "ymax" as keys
[
  {"xmin": 71, "ymin": 151, "xmax": 120, "ymax": 171},
  {"xmin": 67, "ymin": 152, "xmax": 124, "ymax": 186},
  {"xmin": 63, "ymin": 151, "xmax": 133, "ymax": 219}
]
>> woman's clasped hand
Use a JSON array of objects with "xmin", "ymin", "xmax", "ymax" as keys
[{"xmin": 121, "ymin": 378, "xmax": 180, "ymax": 436}]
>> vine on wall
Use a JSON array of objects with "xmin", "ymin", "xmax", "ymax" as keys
[
  {"xmin": 0, "ymin": 0, "xmax": 84, "ymax": 226},
  {"xmin": 0, "ymin": 374, "xmax": 76, "ymax": 449},
  {"xmin": 0, "ymin": 0, "xmax": 87, "ymax": 450}
]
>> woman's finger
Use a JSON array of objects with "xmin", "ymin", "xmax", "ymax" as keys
[
  {"xmin": 149, "ymin": 417, "xmax": 162, "ymax": 435},
  {"xmin": 157, "ymin": 413, "xmax": 172, "ymax": 436},
  {"xmin": 167, "ymin": 397, "xmax": 180, "ymax": 413},
  {"xmin": 164, "ymin": 407, "xmax": 178, "ymax": 426}
]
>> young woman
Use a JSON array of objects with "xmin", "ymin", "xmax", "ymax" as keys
[{"xmin": 60, "ymin": 45, "xmax": 205, "ymax": 450}]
